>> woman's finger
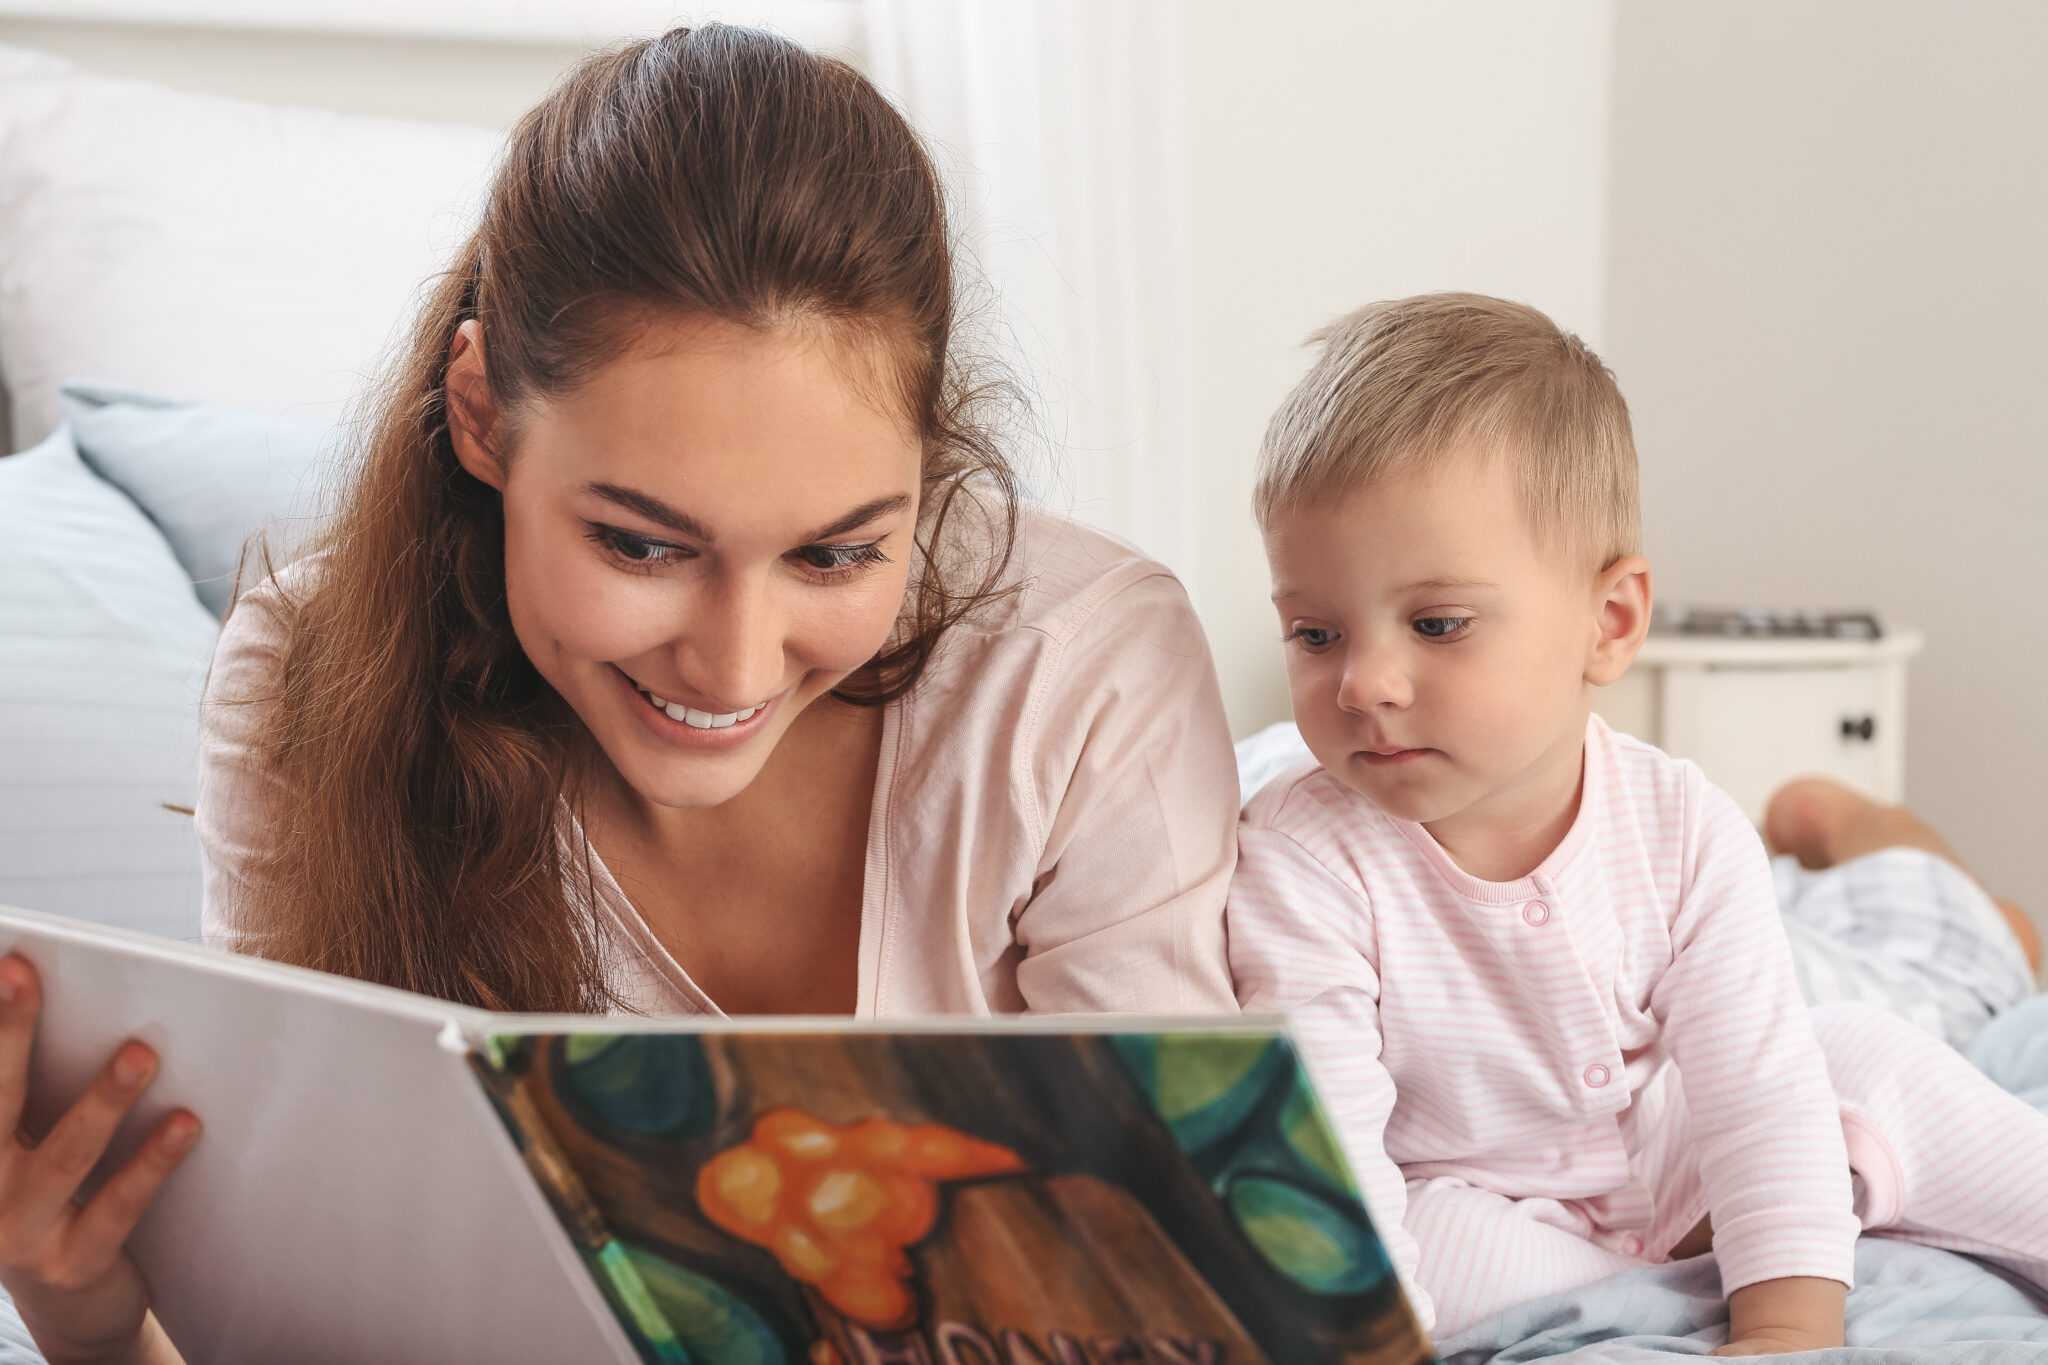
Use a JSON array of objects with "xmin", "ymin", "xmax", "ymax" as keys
[
  {"xmin": 0, "ymin": 956, "xmax": 42, "ymax": 1143},
  {"xmin": 14, "ymin": 1042, "xmax": 160, "ymax": 1229},
  {"xmin": 62, "ymin": 1111, "xmax": 199, "ymax": 1281}
]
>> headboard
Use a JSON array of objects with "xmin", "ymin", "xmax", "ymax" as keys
[{"xmin": 0, "ymin": 1, "xmax": 866, "ymax": 129}]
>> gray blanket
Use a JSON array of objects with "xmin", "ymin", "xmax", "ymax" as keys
[{"xmin": 1438, "ymin": 995, "xmax": 2048, "ymax": 1363}]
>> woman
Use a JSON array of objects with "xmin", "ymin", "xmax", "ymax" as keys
[{"xmin": 0, "ymin": 27, "xmax": 1238, "ymax": 1362}]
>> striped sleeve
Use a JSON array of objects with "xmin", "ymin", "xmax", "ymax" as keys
[
  {"xmin": 1652, "ymin": 771, "xmax": 1861, "ymax": 1293},
  {"xmin": 1227, "ymin": 821, "xmax": 1434, "ymax": 1330}
]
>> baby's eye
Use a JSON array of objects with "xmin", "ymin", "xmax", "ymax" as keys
[
  {"xmin": 1285, "ymin": 626, "xmax": 1338, "ymax": 649},
  {"xmin": 1413, "ymin": 616, "xmax": 1472, "ymax": 640}
]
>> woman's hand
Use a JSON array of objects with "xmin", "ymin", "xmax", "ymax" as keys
[{"xmin": 0, "ymin": 954, "xmax": 197, "ymax": 1365}]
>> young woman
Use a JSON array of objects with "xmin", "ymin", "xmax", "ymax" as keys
[{"xmin": 0, "ymin": 27, "xmax": 1238, "ymax": 1362}]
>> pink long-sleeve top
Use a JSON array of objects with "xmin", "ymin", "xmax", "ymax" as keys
[
  {"xmin": 1228, "ymin": 716, "xmax": 1859, "ymax": 1328},
  {"xmin": 197, "ymin": 503, "xmax": 1240, "ymax": 1018}
]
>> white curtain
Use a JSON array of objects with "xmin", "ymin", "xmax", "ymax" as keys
[{"xmin": 863, "ymin": 0, "xmax": 1200, "ymax": 594}]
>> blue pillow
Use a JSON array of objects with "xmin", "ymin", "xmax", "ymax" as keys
[
  {"xmin": 0, "ymin": 428, "xmax": 217, "ymax": 939},
  {"xmin": 61, "ymin": 383, "xmax": 333, "ymax": 617}
]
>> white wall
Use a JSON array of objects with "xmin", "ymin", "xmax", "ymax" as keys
[
  {"xmin": 1176, "ymin": 1, "xmax": 1615, "ymax": 736},
  {"xmin": 1604, "ymin": 0, "xmax": 2048, "ymax": 927}
]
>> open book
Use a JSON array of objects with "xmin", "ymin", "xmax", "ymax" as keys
[{"xmin": 0, "ymin": 904, "xmax": 1433, "ymax": 1365}]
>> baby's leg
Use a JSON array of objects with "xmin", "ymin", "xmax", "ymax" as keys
[
  {"xmin": 1405, "ymin": 1177, "xmax": 1645, "ymax": 1338},
  {"xmin": 1812, "ymin": 1001, "xmax": 2048, "ymax": 1287}
]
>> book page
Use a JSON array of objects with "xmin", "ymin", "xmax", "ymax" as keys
[{"xmin": 471, "ymin": 1026, "xmax": 1435, "ymax": 1365}]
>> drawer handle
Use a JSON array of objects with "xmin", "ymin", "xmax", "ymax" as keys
[{"xmin": 1840, "ymin": 715, "xmax": 1877, "ymax": 742}]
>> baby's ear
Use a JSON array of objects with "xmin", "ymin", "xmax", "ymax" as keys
[{"xmin": 1587, "ymin": 555, "xmax": 1652, "ymax": 686}]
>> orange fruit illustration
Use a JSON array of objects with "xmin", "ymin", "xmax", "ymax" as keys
[{"xmin": 697, "ymin": 1109, "xmax": 1026, "ymax": 1329}]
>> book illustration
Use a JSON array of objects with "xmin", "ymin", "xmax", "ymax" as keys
[
  {"xmin": 697, "ymin": 1109, "xmax": 1026, "ymax": 1326},
  {"xmin": 469, "ymin": 1030, "xmax": 1434, "ymax": 1365},
  {"xmin": 1107, "ymin": 1035, "xmax": 1390, "ymax": 1299}
]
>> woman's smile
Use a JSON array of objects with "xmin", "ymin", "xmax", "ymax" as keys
[{"xmin": 613, "ymin": 665, "xmax": 781, "ymax": 750}]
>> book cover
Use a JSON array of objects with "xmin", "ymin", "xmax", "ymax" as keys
[{"xmin": 471, "ymin": 1027, "xmax": 1434, "ymax": 1365}]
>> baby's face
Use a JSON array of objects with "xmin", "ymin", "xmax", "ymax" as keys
[{"xmin": 1266, "ymin": 452, "xmax": 1609, "ymax": 833}]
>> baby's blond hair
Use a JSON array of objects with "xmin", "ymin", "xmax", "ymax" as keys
[{"xmin": 1254, "ymin": 293, "xmax": 1640, "ymax": 567}]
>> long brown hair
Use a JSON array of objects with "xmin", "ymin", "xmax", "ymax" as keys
[{"xmin": 231, "ymin": 25, "xmax": 1018, "ymax": 1010}]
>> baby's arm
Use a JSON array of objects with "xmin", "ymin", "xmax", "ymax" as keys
[
  {"xmin": 1228, "ymin": 824, "xmax": 1430, "ymax": 1328},
  {"xmin": 1650, "ymin": 774, "xmax": 1860, "ymax": 1352}
]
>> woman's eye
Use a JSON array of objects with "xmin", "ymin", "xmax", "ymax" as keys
[
  {"xmin": 588, "ymin": 525, "xmax": 683, "ymax": 566},
  {"xmin": 795, "ymin": 542, "xmax": 888, "ymax": 575},
  {"xmin": 1286, "ymin": 627, "xmax": 1338, "ymax": 649},
  {"xmin": 1414, "ymin": 616, "xmax": 1472, "ymax": 639}
]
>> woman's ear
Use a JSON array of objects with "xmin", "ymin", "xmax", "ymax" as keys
[
  {"xmin": 1586, "ymin": 554, "xmax": 1653, "ymax": 687},
  {"xmin": 445, "ymin": 320, "xmax": 507, "ymax": 491}
]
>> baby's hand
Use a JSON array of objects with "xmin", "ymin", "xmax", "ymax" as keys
[
  {"xmin": 1714, "ymin": 1327, "xmax": 1837, "ymax": 1356},
  {"xmin": 1711, "ymin": 1277, "xmax": 1846, "ymax": 1356}
]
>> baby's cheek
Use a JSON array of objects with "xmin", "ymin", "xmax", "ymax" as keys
[
  {"xmin": 1436, "ymin": 670, "xmax": 1531, "ymax": 754},
  {"xmin": 1286, "ymin": 670, "xmax": 1349, "ymax": 766}
]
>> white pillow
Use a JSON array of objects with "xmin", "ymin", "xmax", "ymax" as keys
[
  {"xmin": 0, "ymin": 428, "xmax": 219, "ymax": 939},
  {"xmin": 0, "ymin": 45, "xmax": 501, "ymax": 449},
  {"xmin": 63, "ymin": 383, "xmax": 333, "ymax": 618}
]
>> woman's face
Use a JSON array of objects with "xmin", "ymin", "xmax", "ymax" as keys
[{"xmin": 448, "ymin": 314, "xmax": 923, "ymax": 810}]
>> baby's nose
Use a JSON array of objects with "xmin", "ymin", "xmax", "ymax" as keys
[{"xmin": 1337, "ymin": 653, "xmax": 1412, "ymax": 711}]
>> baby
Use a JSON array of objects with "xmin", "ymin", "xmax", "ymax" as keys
[{"xmin": 1227, "ymin": 294, "xmax": 2048, "ymax": 1354}]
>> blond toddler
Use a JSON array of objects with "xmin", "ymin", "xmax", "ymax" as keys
[{"xmin": 1226, "ymin": 294, "xmax": 2048, "ymax": 1354}]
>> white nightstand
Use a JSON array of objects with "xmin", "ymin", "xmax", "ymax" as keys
[{"xmin": 1592, "ymin": 631, "xmax": 1925, "ymax": 824}]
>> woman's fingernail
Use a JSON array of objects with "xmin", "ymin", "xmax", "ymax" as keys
[
  {"xmin": 160, "ymin": 1116, "xmax": 199, "ymax": 1155},
  {"xmin": 111, "ymin": 1046, "xmax": 151, "ymax": 1089},
  {"xmin": 0, "ymin": 958, "xmax": 21, "ymax": 1004}
]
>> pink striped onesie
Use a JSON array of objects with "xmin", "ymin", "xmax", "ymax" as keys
[{"xmin": 1229, "ymin": 716, "xmax": 2048, "ymax": 1338}]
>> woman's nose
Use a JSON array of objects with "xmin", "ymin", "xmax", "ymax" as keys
[
  {"xmin": 1335, "ymin": 646, "xmax": 1412, "ymax": 713},
  {"xmin": 673, "ymin": 573, "xmax": 785, "ymax": 709}
]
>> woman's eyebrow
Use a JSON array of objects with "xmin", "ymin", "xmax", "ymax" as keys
[
  {"xmin": 586, "ymin": 485, "xmax": 912, "ymax": 545},
  {"xmin": 802, "ymin": 494, "xmax": 913, "ymax": 542},
  {"xmin": 585, "ymin": 482, "xmax": 716, "ymax": 542}
]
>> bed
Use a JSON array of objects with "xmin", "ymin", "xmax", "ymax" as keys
[{"xmin": 0, "ymin": 21, "xmax": 2044, "ymax": 1365}]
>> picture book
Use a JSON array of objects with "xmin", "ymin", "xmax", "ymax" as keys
[{"xmin": 0, "ymin": 904, "xmax": 1433, "ymax": 1365}]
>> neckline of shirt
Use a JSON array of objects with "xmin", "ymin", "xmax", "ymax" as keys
[{"xmin": 1384, "ymin": 715, "xmax": 1610, "ymax": 906}]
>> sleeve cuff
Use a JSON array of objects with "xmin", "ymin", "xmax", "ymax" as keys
[{"xmin": 1710, "ymin": 1207, "xmax": 1862, "ymax": 1293}]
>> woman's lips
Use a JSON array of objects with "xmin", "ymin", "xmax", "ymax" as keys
[{"xmin": 614, "ymin": 666, "xmax": 777, "ymax": 749}]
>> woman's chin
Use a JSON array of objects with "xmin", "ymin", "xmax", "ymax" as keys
[
  {"xmin": 606, "ymin": 747, "xmax": 766, "ymax": 811},
  {"xmin": 580, "ymin": 696, "xmax": 784, "ymax": 811}
]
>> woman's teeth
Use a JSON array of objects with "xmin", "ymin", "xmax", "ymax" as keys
[{"xmin": 643, "ymin": 690, "xmax": 765, "ymax": 730}]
